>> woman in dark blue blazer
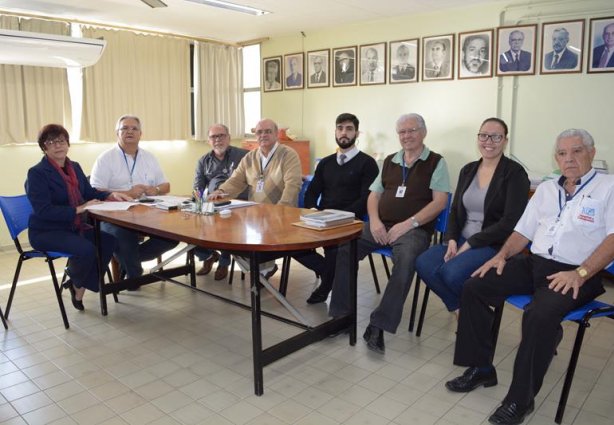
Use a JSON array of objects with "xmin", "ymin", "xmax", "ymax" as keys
[
  {"xmin": 415, "ymin": 118, "xmax": 530, "ymax": 313},
  {"xmin": 26, "ymin": 124, "xmax": 130, "ymax": 310}
]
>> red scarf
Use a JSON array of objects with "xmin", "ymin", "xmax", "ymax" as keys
[{"xmin": 48, "ymin": 156, "xmax": 88, "ymax": 233}]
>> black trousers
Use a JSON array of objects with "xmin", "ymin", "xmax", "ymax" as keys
[{"xmin": 454, "ymin": 254, "xmax": 604, "ymax": 407}]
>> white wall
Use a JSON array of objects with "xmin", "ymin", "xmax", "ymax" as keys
[{"xmin": 261, "ymin": 0, "xmax": 614, "ymax": 182}]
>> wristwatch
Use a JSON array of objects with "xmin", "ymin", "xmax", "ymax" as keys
[
  {"xmin": 410, "ymin": 216, "xmax": 420, "ymax": 228},
  {"xmin": 576, "ymin": 266, "xmax": 588, "ymax": 279}
]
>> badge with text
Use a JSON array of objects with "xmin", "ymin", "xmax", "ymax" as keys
[
  {"xmin": 256, "ymin": 179, "xmax": 265, "ymax": 193},
  {"xmin": 396, "ymin": 186, "xmax": 406, "ymax": 198}
]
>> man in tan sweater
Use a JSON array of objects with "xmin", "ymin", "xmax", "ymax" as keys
[{"xmin": 210, "ymin": 118, "xmax": 303, "ymax": 277}]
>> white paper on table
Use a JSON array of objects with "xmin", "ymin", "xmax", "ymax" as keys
[
  {"xmin": 84, "ymin": 202, "xmax": 136, "ymax": 211},
  {"xmin": 214, "ymin": 199, "xmax": 258, "ymax": 211},
  {"xmin": 149, "ymin": 195, "xmax": 191, "ymax": 204}
]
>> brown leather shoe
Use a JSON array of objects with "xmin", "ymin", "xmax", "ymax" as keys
[
  {"xmin": 214, "ymin": 266, "xmax": 229, "ymax": 281},
  {"xmin": 197, "ymin": 252, "xmax": 220, "ymax": 276}
]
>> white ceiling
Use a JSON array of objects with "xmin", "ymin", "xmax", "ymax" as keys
[{"xmin": 0, "ymin": 0, "xmax": 498, "ymax": 44}]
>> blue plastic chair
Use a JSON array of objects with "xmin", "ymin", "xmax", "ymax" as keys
[
  {"xmin": 0, "ymin": 195, "xmax": 71, "ymax": 329},
  {"xmin": 365, "ymin": 193, "xmax": 452, "ymax": 324},
  {"xmin": 490, "ymin": 264, "xmax": 614, "ymax": 424}
]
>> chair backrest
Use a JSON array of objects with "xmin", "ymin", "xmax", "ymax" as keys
[
  {"xmin": 298, "ymin": 175, "xmax": 313, "ymax": 209},
  {"xmin": 0, "ymin": 195, "xmax": 33, "ymax": 241},
  {"xmin": 433, "ymin": 192, "xmax": 452, "ymax": 239}
]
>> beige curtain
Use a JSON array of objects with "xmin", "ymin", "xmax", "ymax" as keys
[
  {"xmin": 81, "ymin": 27, "xmax": 190, "ymax": 142},
  {"xmin": 0, "ymin": 16, "xmax": 70, "ymax": 144},
  {"xmin": 195, "ymin": 42, "xmax": 244, "ymax": 140}
]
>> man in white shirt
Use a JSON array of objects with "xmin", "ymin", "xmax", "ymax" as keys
[
  {"xmin": 445, "ymin": 128, "xmax": 614, "ymax": 425},
  {"xmin": 91, "ymin": 115, "xmax": 178, "ymax": 280}
]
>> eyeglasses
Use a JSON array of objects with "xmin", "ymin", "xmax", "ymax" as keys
[
  {"xmin": 397, "ymin": 127, "xmax": 422, "ymax": 136},
  {"xmin": 255, "ymin": 129, "xmax": 274, "ymax": 136},
  {"xmin": 119, "ymin": 126, "xmax": 140, "ymax": 132},
  {"xmin": 477, "ymin": 133, "xmax": 505, "ymax": 143},
  {"xmin": 44, "ymin": 138, "xmax": 68, "ymax": 146},
  {"xmin": 208, "ymin": 133, "xmax": 228, "ymax": 140}
]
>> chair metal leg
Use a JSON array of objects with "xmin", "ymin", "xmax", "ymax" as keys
[
  {"xmin": 408, "ymin": 275, "xmax": 421, "ymax": 332},
  {"xmin": 47, "ymin": 259, "xmax": 70, "ymax": 329},
  {"xmin": 380, "ymin": 255, "xmax": 391, "ymax": 279},
  {"xmin": 416, "ymin": 287, "xmax": 430, "ymax": 337},
  {"xmin": 0, "ymin": 306, "xmax": 7, "ymax": 330},
  {"xmin": 555, "ymin": 323, "xmax": 587, "ymax": 424},
  {"xmin": 5, "ymin": 255, "xmax": 24, "ymax": 318},
  {"xmin": 367, "ymin": 254, "xmax": 381, "ymax": 294}
]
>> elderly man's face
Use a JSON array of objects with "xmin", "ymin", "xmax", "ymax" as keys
[
  {"xmin": 254, "ymin": 119, "xmax": 278, "ymax": 152},
  {"xmin": 396, "ymin": 46, "xmax": 410, "ymax": 65},
  {"xmin": 555, "ymin": 136, "xmax": 595, "ymax": 181},
  {"xmin": 117, "ymin": 118, "xmax": 142, "ymax": 146},
  {"xmin": 463, "ymin": 38, "xmax": 487, "ymax": 72},
  {"xmin": 338, "ymin": 53, "xmax": 350, "ymax": 71},
  {"xmin": 208, "ymin": 125, "xmax": 230, "ymax": 157},
  {"xmin": 430, "ymin": 42, "xmax": 445, "ymax": 63},
  {"xmin": 366, "ymin": 49, "xmax": 378, "ymax": 71},
  {"xmin": 397, "ymin": 117, "xmax": 426, "ymax": 152},
  {"xmin": 552, "ymin": 31, "xmax": 569, "ymax": 53},
  {"xmin": 509, "ymin": 31, "xmax": 525, "ymax": 52},
  {"xmin": 289, "ymin": 58, "xmax": 298, "ymax": 73},
  {"xmin": 604, "ymin": 23, "xmax": 614, "ymax": 48},
  {"xmin": 313, "ymin": 58, "xmax": 322, "ymax": 73}
]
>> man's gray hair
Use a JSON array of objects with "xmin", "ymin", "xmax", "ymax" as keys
[
  {"xmin": 210, "ymin": 123, "xmax": 229, "ymax": 134},
  {"xmin": 115, "ymin": 115, "xmax": 142, "ymax": 131},
  {"xmin": 556, "ymin": 128, "xmax": 595, "ymax": 149},
  {"xmin": 396, "ymin": 113, "xmax": 426, "ymax": 131}
]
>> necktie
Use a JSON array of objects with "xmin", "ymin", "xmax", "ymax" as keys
[
  {"xmin": 339, "ymin": 154, "xmax": 347, "ymax": 165},
  {"xmin": 598, "ymin": 48, "xmax": 609, "ymax": 68},
  {"xmin": 434, "ymin": 65, "xmax": 440, "ymax": 76},
  {"xmin": 552, "ymin": 53, "xmax": 559, "ymax": 68},
  {"xmin": 369, "ymin": 71, "xmax": 374, "ymax": 82},
  {"xmin": 514, "ymin": 54, "xmax": 520, "ymax": 70}
]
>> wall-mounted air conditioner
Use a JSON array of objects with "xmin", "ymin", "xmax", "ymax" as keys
[{"xmin": 0, "ymin": 29, "xmax": 106, "ymax": 68}]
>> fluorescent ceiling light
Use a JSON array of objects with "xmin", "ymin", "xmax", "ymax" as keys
[
  {"xmin": 185, "ymin": 0, "xmax": 271, "ymax": 16},
  {"xmin": 140, "ymin": 0, "xmax": 168, "ymax": 8}
]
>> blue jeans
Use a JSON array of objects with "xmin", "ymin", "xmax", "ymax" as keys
[
  {"xmin": 194, "ymin": 248, "xmax": 231, "ymax": 267},
  {"xmin": 101, "ymin": 223, "xmax": 179, "ymax": 278},
  {"xmin": 415, "ymin": 239, "xmax": 497, "ymax": 311}
]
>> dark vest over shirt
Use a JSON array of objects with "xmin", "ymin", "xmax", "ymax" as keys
[{"xmin": 378, "ymin": 151, "xmax": 442, "ymax": 233}]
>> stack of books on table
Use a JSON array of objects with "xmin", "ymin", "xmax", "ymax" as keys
[{"xmin": 300, "ymin": 209, "xmax": 355, "ymax": 228}]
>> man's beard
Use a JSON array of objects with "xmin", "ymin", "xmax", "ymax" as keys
[{"xmin": 336, "ymin": 136, "xmax": 356, "ymax": 150}]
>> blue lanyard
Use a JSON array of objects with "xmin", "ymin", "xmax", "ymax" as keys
[
  {"xmin": 401, "ymin": 156, "xmax": 409, "ymax": 187},
  {"xmin": 557, "ymin": 170, "xmax": 597, "ymax": 217},
  {"xmin": 119, "ymin": 146, "xmax": 138, "ymax": 186}
]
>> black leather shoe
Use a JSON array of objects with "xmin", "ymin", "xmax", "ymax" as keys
[
  {"xmin": 488, "ymin": 400, "xmax": 534, "ymax": 425},
  {"xmin": 445, "ymin": 366, "xmax": 497, "ymax": 392},
  {"xmin": 363, "ymin": 325, "xmax": 385, "ymax": 354},
  {"xmin": 306, "ymin": 287, "xmax": 329, "ymax": 304},
  {"xmin": 62, "ymin": 280, "xmax": 84, "ymax": 311}
]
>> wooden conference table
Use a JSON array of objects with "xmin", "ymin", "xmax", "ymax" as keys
[{"xmin": 90, "ymin": 203, "xmax": 362, "ymax": 395}]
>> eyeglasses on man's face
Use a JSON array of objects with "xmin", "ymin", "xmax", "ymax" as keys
[
  {"xmin": 477, "ymin": 133, "xmax": 505, "ymax": 143},
  {"xmin": 397, "ymin": 127, "xmax": 422, "ymax": 136},
  {"xmin": 44, "ymin": 138, "xmax": 68, "ymax": 147},
  {"xmin": 208, "ymin": 133, "xmax": 228, "ymax": 140},
  {"xmin": 119, "ymin": 126, "xmax": 140, "ymax": 132},
  {"xmin": 255, "ymin": 129, "xmax": 274, "ymax": 136}
]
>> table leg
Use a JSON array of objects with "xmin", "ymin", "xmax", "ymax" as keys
[
  {"xmin": 249, "ymin": 252, "xmax": 263, "ymax": 395},
  {"xmin": 349, "ymin": 238, "xmax": 357, "ymax": 345},
  {"xmin": 94, "ymin": 219, "xmax": 108, "ymax": 316}
]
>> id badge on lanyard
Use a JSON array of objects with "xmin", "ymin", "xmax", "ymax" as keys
[
  {"xmin": 396, "ymin": 185, "xmax": 406, "ymax": 198},
  {"xmin": 256, "ymin": 177, "xmax": 265, "ymax": 193}
]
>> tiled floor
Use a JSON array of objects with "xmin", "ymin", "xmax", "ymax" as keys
[{"xmin": 0, "ymin": 246, "xmax": 613, "ymax": 425}]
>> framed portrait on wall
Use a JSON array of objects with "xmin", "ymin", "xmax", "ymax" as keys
[
  {"xmin": 422, "ymin": 34, "xmax": 454, "ymax": 81},
  {"xmin": 307, "ymin": 49, "xmax": 330, "ymax": 88},
  {"xmin": 284, "ymin": 52, "xmax": 304, "ymax": 90},
  {"xmin": 540, "ymin": 20, "xmax": 584, "ymax": 74},
  {"xmin": 389, "ymin": 39, "xmax": 419, "ymax": 84},
  {"xmin": 496, "ymin": 24, "xmax": 537, "ymax": 76},
  {"xmin": 359, "ymin": 42, "xmax": 386, "ymax": 85},
  {"xmin": 262, "ymin": 56, "xmax": 282, "ymax": 92},
  {"xmin": 458, "ymin": 29, "xmax": 493, "ymax": 79},
  {"xmin": 332, "ymin": 46, "xmax": 357, "ymax": 87},
  {"xmin": 588, "ymin": 16, "xmax": 614, "ymax": 73}
]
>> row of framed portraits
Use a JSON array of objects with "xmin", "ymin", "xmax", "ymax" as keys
[{"xmin": 262, "ymin": 16, "xmax": 614, "ymax": 92}]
